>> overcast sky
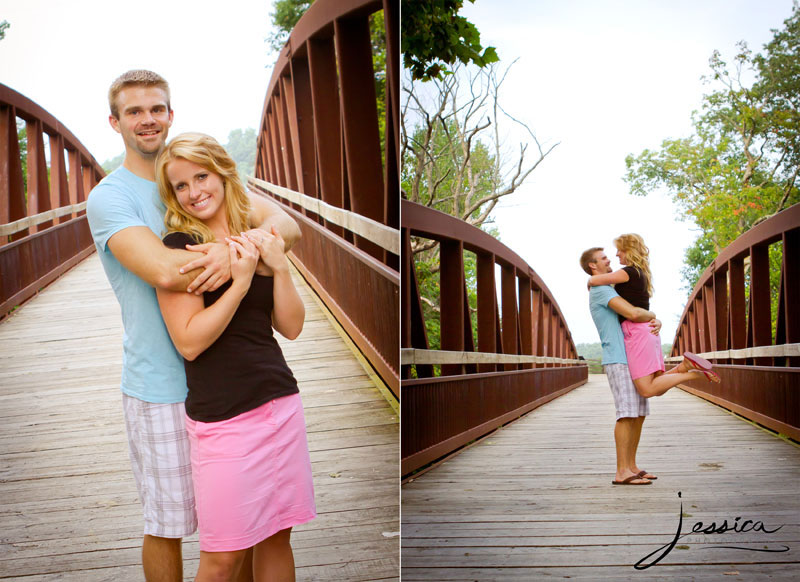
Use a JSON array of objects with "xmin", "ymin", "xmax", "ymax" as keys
[
  {"xmin": 451, "ymin": 0, "xmax": 795, "ymax": 345},
  {"xmin": 0, "ymin": 0, "xmax": 276, "ymax": 165}
]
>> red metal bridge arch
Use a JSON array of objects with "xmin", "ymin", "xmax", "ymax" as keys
[
  {"xmin": 667, "ymin": 202, "xmax": 800, "ymax": 442},
  {"xmin": 0, "ymin": 84, "xmax": 105, "ymax": 316},
  {"xmin": 250, "ymin": 0, "xmax": 400, "ymax": 396},
  {"xmin": 401, "ymin": 200, "xmax": 589, "ymax": 476}
]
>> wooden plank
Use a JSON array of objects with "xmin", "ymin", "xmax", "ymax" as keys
[
  {"xmin": 0, "ymin": 253, "xmax": 398, "ymax": 581},
  {"xmin": 402, "ymin": 375, "xmax": 800, "ymax": 579}
]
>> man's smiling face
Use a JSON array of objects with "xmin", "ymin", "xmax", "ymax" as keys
[
  {"xmin": 110, "ymin": 86, "xmax": 173, "ymax": 159},
  {"xmin": 591, "ymin": 250, "xmax": 612, "ymax": 275}
]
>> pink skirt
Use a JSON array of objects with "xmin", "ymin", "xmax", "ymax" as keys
[
  {"xmin": 621, "ymin": 320, "xmax": 665, "ymax": 380},
  {"xmin": 184, "ymin": 393, "xmax": 316, "ymax": 552}
]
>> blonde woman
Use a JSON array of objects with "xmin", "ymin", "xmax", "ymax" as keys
[
  {"xmin": 155, "ymin": 133, "xmax": 315, "ymax": 581},
  {"xmin": 589, "ymin": 233, "xmax": 720, "ymax": 398}
]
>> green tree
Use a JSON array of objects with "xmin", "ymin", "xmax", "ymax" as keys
[
  {"xmin": 224, "ymin": 128, "xmax": 258, "ymax": 181},
  {"xmin": 0, "ymin": 20, "xmax": 9, "ymax": 41},
  {"xmin": 401, "ymin": 0, "xmax": 498, "ymax": 81},
  {"xmin": 625, "ymin": 5, "xmax": 800, "ymax": 293},
  {"xmin": 266, "ymin": 0, "xmax": 312, "ymax": 53},
  {"xmin": 102, "ymin": 152, "xmax": 124, "ymax": 173}
]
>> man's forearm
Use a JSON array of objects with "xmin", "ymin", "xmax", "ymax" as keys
[
  {"xmin": 630, "ymin": 307, "xmax": 656, "ymax": 323},
  {"xmin": 607, "ymin": 296, "xmax": 655, "ymax": 322},
  {"xmin": 107, "ymin": 226, "xmax": 203, "ymax": 292},
  {"xmin": 248, "ymin": 192, "xmax": 301, "ymax": 251},
  {"xmin": 155, "ymin": 248, "xmax": 203, "ymax": 291},
  {"xmin": 259, "ymin": 212, "xmax": 301, "ymax": 251}
]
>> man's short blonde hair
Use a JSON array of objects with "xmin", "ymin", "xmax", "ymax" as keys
[
  {"xmin": 108, "ymin": 70, "xmax": 171, "ymax": 119},
  {"xmin": 579, "ymin": 247, "xmax": 604, "ymax": 275}
]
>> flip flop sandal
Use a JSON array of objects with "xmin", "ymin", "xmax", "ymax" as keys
[
  {"xmin": 612, "ymin": 475, "xmax": 652, "ymax": 485},
  {"xmin": 637, "ymin": 470, "xmax": 657, "ymax": 480},
  {"xmin": 702, "ymin": 369, "xmax": 721, "ymax": 383},
  {"xmin": 683, "ymin": 351, "xmax": 713, "ymax": 372}
]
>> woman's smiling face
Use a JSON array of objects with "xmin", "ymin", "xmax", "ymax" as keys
[{"xmin": 166, "ymin": 158, "xmax": 225, "ymax": 221}]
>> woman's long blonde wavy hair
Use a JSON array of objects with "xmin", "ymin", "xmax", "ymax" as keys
[
  {"xmin": 156, "ymin": 132, "xmax": 251, "ymax": 243},
  {"xmin": 614, "ymin": 233, "xmax": 654, "ymax": 296}
]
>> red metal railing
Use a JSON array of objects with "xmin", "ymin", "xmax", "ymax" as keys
[
  {"xmin": 668, "ymin": 202, "xmax": 800, "ymax": 441},
  {"xmin": 401, "ymin": 200, "xmax": 588, "ymax": 475},
  {"xmin": 254, "ymin": 0, "xmax": 400, "ymax": 395},
  {"xmin": 0, "ymin": 84, "xmax": 105, "ymax": 317}
]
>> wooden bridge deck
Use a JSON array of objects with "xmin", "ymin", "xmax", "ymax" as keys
[
  {"xmin": 402, "ymin": 375, "xmax": 800, "ymax": 580},
  {"xmin": 0, "ymin": 253, "xmax": 399, "ymax": 581}
]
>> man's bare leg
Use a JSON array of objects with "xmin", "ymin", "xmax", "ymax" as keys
[
  {"xmin": 628, "ymin": 415, "xmax": 654, "ymax": 478},
  {"xmin": 614, "ymin": 418, "xmax": 649, "ymax": 484},
  {"xmin": 143, "ymin": 535, "xmax": 183, "ymax": 582}
]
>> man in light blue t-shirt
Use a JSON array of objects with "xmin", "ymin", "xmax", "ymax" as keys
[
  {"xmin": 580, "ymin": 247, "xmax": 661, "ymax": 487},
  {"xmin": 87, "ymin": 70, "xmax": 299, "ymax": 582}
]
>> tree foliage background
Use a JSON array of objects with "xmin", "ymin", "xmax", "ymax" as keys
[
  {"xmin": 101, "ymin": 129, "xmax": 257, "ymax": 182},
  {"xmin": 625, "ymin": 4, "xmax": 800, "ymax": 303},
  {"xmin": 401, "ymin": 1, "xmax": 555, "ymax": 354},
  {"xmin": 401, "ymin": 0, "xmax": 498, "ymax": 81},
  {"xmin": 402, "ymin": 60, "xmax": 556, "ymax": 350}
]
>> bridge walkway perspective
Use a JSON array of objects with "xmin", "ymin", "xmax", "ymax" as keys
[
  {"xmin": 0, "ymin": 254, "xmax": 399, "ymax": 581},
  {"xmin": 402, "ymin": 374, "xmax": 800, "ymax": 580}
]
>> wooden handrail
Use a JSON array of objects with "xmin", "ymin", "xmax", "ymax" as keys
[
  {"xmin": 401, "ymin": 348, "xmax": 586, "ymax": 366},
  {"xmin": 248, "ymin": 177, "xmax": 399, "ymax": 254},
  {"xmin": 0, "ymin": 202, "xmax": 88, "ymax": 236},
  {"xmin": 665, "ymin": 343, "xmax": 800, "ymax": 362}
]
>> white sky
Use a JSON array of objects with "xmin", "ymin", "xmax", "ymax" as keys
[
  {"xmin": 454, "ymin": 0, "xmax": 795, "ymax": 345},
  {"xmin": 0, "ymin": 0, "xmax": 276, "ymax": 164}
]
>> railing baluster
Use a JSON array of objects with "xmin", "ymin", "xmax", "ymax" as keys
[
  {"xmin": 501, "ymin": 263, "xmax": 517, "ymax": 371},
  {"xmin": 0, "ymin": 104, "xmax": 27, "ymax": 243},
  {"xmin": 729, "ymin": 257, "xmax": 747, "ymax": 350},
  {"xmin": 784, "ymin": 229, "xmax": 800, "ymax": 367},
  {"xmin": 750, "ymin": 243, "xmax": 772, "ymax": 365},
  {"xmin": 307, "ymin": 36, "xmax": 344, "ymax": 237},
  {"xmin": 518, "ymin": 275, "xmax": 532, "ymax": 369},
  {"xmin": 713, "ymin": 268, "xmax": 728, "ymax": 360},
  {"xmin": 276, "ymin": 78, "xmax": 298, "ymax": 193},
  {"xmin": 441, "ymin": 239, "xmax": 465, "ymax": 376},
  {"xmin": 335, "ymin": 14, "xmax": 384, "ymax": 263},
  {"xmin": 476, "ymin": 251, "xmax": 496, "ymax": 373},
  {"xmin": 286, "ymin": 60, "xmax": 315, "ymax": 198},
  {"xmin": 26, "ymin": 118, "xmax": 50, "ymax": 233}
]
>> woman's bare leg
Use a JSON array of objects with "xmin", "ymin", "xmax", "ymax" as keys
[
  {"xmin": 195, "ymin": 549, "xmax": 249, "ymax": 582},
  {"xmin": 633, "ymin": 369, "xmax": 712, "ymax": 398},
  {"xmin": 253, "ymin": 528, "xmax": 295, "ymax": 582}
]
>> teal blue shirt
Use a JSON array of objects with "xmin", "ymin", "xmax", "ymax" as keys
[
  {"xmin": 589, "ymin": 285, "xmax": 627, "ymax": 366},
  {"xmin": 86, "ymin": 167, "xmax": 187, "ymax": 403}
]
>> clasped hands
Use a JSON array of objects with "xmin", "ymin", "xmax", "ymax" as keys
[{"xmin": 179, "ymin": 226, "xmax": 287, "ymax": 294}]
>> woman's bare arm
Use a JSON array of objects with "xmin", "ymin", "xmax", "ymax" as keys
[
  {"xmin": 156, "ymin": 239, "xmax": 258, "ymax": 360},
  {"xmin": 589, "ymin": 269, "xmax": 629, "ymax": 287}
]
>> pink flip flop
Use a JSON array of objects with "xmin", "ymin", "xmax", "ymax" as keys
[{"xmin": 683, "ymin": 351, "xmax": 713, "ymax": 372}]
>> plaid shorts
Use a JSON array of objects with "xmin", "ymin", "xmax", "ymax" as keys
[
  {"xmin": 604, "ymin": 363, "xmax": 649, "ymax": 420},
  {"xmin": 122, "ymin": 394, "xmax": 198, "ymax": 538}
]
